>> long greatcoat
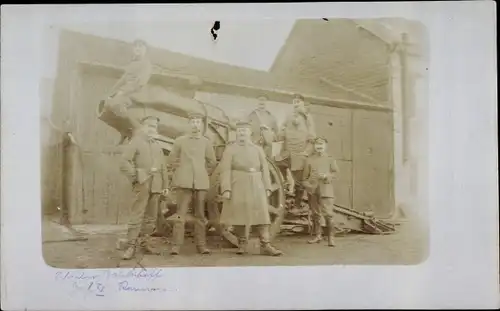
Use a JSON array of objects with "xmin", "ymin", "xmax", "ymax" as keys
[{"xmin": 219, "ymin": 141, "xmax": 272, "ymax": 226}]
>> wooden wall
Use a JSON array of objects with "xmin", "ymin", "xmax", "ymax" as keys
[
  {"xmin": 66, "ymin": 70, "xmax": 395, "ymax": 223},
  {"xmin": 309, "ymin": 104, "xmax": 394, "ymax": 217},
  {"xmin": 67, "ymin": 71, "xmax": 136, "ymax": 224}
]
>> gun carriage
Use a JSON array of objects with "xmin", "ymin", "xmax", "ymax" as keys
[
  {"xmin": 97, "ymin": 82, "xmax": 396, "ymax": 247},
  {"xmin": 97, "ymin": 86, "xmax": 287, "ymax": 247}
]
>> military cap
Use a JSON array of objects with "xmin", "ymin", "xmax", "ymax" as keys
[
  {"xmin": 293, "ymin": 93, "xmax": 305, "ymax": 101},
  {"xmin": 313, "ymin": 136, "xmax": 328, "ymax": 144},
  {"xmin": 133, "ymin": 39, "xmax": 148, "ymax": 47},
  {"xmin": 188, "ymin": 112, "xmax": 205, "ymax": 120},
  {"xmin": 235, "ymin": 120, "xmax": 252, "ymax": 128},
  {"xmin": 140, "ymin": 115, "xmax": 160, "ymax": 124},
  {"xmin": 257, "ymin": 94, "xmax": 269, "ymax": 100}
]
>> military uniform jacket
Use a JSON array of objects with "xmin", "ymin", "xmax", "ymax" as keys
[
  {"xmin": 110, "ymin": 57, "xmax": 153, "ymax": 97},
  {"xmin": 167, "ymin": 134, "xmax": 217, "ymax": 190},
  {"xmin": 302, "ymin": 152, "xmax": 339, "ymax": 198},
  {"xmin": 275, "ymin": 111, "xmax": 316, "ymax": 171},
  {"xmin": 120, "ymin": 134, "xmax": 168, "ymax": 193},
  {"xmin": 248, "ymin": 109, "xmax": 279, "ymax": 145}
]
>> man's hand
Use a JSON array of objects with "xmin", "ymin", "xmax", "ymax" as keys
[
  {"xmin": 266, "ymin": 189, "xmax": 272, "ymax": 197},
  {"xmin": 260, "ymin": 124, "xmax": 270, "ymax": 130},
  {"xmin": 149, "ymin": 167, "xmax": 159, "ymax": 174},
  {"xmin": 319, "ymin": 173, "xmax": 332, "ymax": 183},
  {"xmin": 161, "ymin": 188, "xmax": 169, "ymax": 196},
  {"xmin": 222, "ymin": 191, "xmax": 231, "ymax": 200}
]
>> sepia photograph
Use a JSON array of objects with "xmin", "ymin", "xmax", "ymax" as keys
[
  {"xmin": 3, "ymin": 3, "xmax": 498, "ymax": 310},
  {"xmin": 39, "ymin": 18, "xmax": 430, "ymax": 269}
]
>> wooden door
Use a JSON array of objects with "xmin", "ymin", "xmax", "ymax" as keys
[{"xmin": 352, "ymin": 110, "xmax": 394, "ymax": 218}]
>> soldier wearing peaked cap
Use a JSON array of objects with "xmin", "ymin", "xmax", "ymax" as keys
[
  {"xmin": 119, "ymin": 115, "xmax": 169, "ymax": 260},
  {"xmin": 275, "ymin": 93, "xmax": 317, "ymax": 211},
  {"xmin": 166, "ymin": 111, "xmax": 216, "ymax": 255},
  {"xmin": 219, "ymin": 120, "xmax": 283, "ymax": 256},
  {"xmin": 247, "ymin": 95, "xmax": 279, "ymax": 158},
  {"xmin": 302, "ymin": 135, "xmax": 339, "ymax": 247}
]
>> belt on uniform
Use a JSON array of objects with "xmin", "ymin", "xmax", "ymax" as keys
[{"xmin": 231, "ymin": 167, "xmax": 261, "ymax": 173}]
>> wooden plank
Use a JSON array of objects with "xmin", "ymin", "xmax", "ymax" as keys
[
  {"xmin": 308, "ymin": 105, "xmax": 352, "ymax": 161},
  {"xmin": 333, "ymin": 160, "xmax": 353, "ymax": 209},
  {"xmin": 352, "ymin": 110, "xmax": 394, "ymax": 218}
]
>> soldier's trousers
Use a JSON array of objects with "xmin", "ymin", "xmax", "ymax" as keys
[
  {"xmin": 277, "ymin": 167, "xmax": 305, "ymax": 206},
  {"xmin": 233, "ymin": 224, "xmax": 272, "ymax": 243},
  {"xmin": 291, "ymin": 170, "xmax": 305, "ymax": 207},
  {"xmin": 308, "ymin": 193, "xmax": 336, "ymax": 236},
  {"xmin": 172, "ymin": 188, "xmax": 208, "ymax": 247},
  {"xmin": 127, "ymin": 180, "xmax": 159, "ymax": 246}
]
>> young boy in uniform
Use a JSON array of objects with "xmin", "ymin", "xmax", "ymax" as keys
[{"xmin": 302, "ymin": 136, "xmax": 339, "ymax": 247}]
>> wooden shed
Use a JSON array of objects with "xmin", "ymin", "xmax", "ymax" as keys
[{"xmin": 48, "ymin": 19, "xmax": 402, "ymax": 225}]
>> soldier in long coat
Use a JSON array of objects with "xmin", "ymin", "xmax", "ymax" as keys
[
  {"xmin": 247, "ymin": 95, "xmax": 279, "ymax": 158},
  {"xmin": 275, "ymin": 93, "xmax": 316, "ymax": 211},
  {"xmin": 119, "ymin": 116, "xmax": 169, "ymax": 260},
  {"xmin": 219, "ymin": 120, "xmax": 283, "ymax": 256},
  {"xmin": 104, "ymin": 39, "xmax": 153, "ymax": 129},
  {"xmin": 302, "ymin": 137, "xmax": 339, "ymax": 247},
  {"xmin": 167, "ymin": 112, "xmax": 217, "ymax": 255}
]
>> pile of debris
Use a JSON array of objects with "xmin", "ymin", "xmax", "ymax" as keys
[{"xmin": 280, "ymin": 195, "xmax": 397, "ymax": 236}]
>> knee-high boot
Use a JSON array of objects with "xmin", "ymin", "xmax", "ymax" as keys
[{"xmin": 308, "ymin": 217, "xmax": 323, "ymax": 244}]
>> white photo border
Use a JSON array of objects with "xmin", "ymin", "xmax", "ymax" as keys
[{"xmin": 1, "ymin": 2, "xmax": 498, "ymax": 310}]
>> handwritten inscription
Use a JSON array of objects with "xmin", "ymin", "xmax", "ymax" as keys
[
  {"xmin": 118, "ymin": 281, "xmax": 167, "ymax": 292},
  {"xmin": 54, "ymin": 268, "xmax": 174, "ymax": 297}
]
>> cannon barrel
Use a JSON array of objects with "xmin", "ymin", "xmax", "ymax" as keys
[{"xmin": 97, "ymin": 85, "xmax": 233, "ymax": 141}]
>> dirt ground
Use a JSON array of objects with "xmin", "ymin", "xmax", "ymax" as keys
[{"xmin": 42, "ymin": 220, "xmax": 428, "ymax": 268}]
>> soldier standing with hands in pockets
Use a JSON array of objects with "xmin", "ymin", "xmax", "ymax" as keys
[{"xmin": 119, "ymin": 116, "xmax": 169, "ymax": 260}]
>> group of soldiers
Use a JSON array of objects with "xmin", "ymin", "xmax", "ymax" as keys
[{"xmin": 103, "ymin": 39, "xmax": 340, "ymax": 261}]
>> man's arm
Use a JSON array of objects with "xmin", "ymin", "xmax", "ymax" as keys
[
  {"xmin": 258, "ymin": 146, "xmax": 272, "ymax": 192},
  {"xmin": 166, "ymin": 137, "xmax": 182, "ymax": 171},
  {"xmin": 219, "ymin": 146, "xmax": 233, "ymax": 195},
  {"xmin": 119, "ymin": 138, "xmax": 138, "ymax": 184},
  {"xmin": 325, "ymin": 157, "xmax": 339, "ymax": 183},
  {"xmin": 205, "ymin": 138, "xmax": 217, "ymax": 175}
]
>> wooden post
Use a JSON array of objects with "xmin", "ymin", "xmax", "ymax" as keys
[{"xmin": 60, "ymin": 132, "xmax": 78, "ymax": 226}]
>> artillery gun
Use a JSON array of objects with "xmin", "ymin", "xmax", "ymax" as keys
[
  {"xmin": 97, "ymin": 85, "xmax": 287, "ymax": 247},
  {"xmin": 97, "ymin": 84, "xmax": 396, "ymax": 247}
]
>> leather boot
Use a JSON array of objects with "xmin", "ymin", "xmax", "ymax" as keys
[
  {"xmin": 260, "ymin": 241, "xmax": 283, "ymax": 256},
  {"xmin": 140, "ymin": 237, "xmax": 160, "ymax": 255},
  {"xmin": 194, "ymin": 220, "xmax": 210, "ymax": 255},
  {"xmin": 236, "ymin": 237, "xmax": 248, "ymax": 255},
  {"xmin": 326, "ymin": 219, "xmax": 336, "ymax": 247},
  {"xmin": 170, "ymin": 221, "xmax": 184, "ymax": 255},
  {"xmin": 308, "ymin": 218, "xmax": 323, "ymax": 244},
  {"xmin": 122, "ymin": 246, "xmax": 136, "ymax": 260},
  {"xmin": 170, "ymin": 245, "xmax": 180, "ymax": 255}
]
